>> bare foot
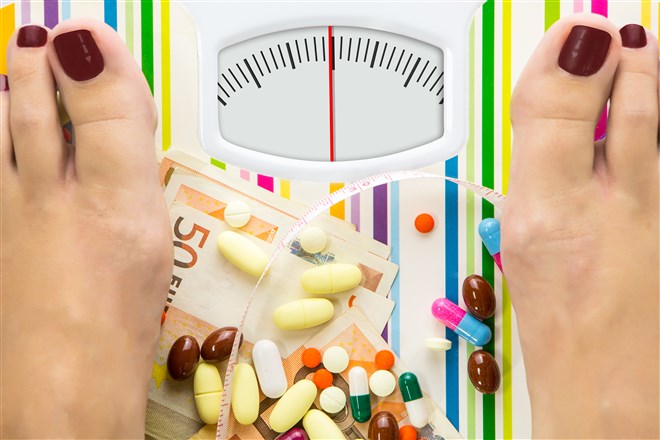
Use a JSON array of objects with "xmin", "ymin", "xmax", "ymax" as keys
[
  {"xmin": 1, "ymin": 20, "xmax": 172, "ymax": 437},
  {"xmin": 504, "ymin": 14, "xmax": 659, "ymax": 439}
]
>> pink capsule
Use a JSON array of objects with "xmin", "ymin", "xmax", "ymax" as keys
[{"xmin": 431, "ymin": 298, "xmax": 491, "ymax": 346}]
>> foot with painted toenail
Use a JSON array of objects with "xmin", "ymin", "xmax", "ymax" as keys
[
  {"xmin": 1, "ymin": 19, "xmax": 172, "ymax": 438},
  {"xmin": 503, "ymin": 14, "xmax": 659, "ymax": 438}
]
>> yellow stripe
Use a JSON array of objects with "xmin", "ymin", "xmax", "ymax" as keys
[
  {"xmin": 641, "ymin": 0, "xmax": 650, "ymax": 29},
  {"xmin": 502, "ymin": 2, "xmax": 511, "ymax": 195},
  {"xmin": 0, "ymin": 3, "xmax": 16, "ymax": 75},
  {"xmin": 280, "ymin": 179, "xmax": 291, "ymax": 200},
  {"xmin": 161, "ymin": 0, "xmax": 171, "ymax": 151},
  {"xmin": 502, "ymin": 2, "xmax": 513, "ymax": 439},
  {"xmin": 329, "ymin": 183, "xmax": 345, "ymax": 219}
]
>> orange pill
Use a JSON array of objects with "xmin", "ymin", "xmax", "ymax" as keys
[
  {"xmin": 399, "ymin": 425, "xmax": 418, "ymax": 440},
  {"xmin": 313, "ymin": 368, "xmax": 334, "ymax": 390},
  {"xmin": 161, "ymin": 311, "xmax": 167, "ymax": 325},
  {"xmin": 414, "ymin": 213, "xmax": 435, "ymax": 233},
  {"xmin": 302, "ymin": 348, "xmax": 322, "ymax": 368},
  {"xmin": 375, "ymin": 350, "xmax": 395, "ymax": 370}
]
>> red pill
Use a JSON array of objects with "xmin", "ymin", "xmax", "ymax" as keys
[
  {"xmin": 313, "ymin": 368, "xmax": 334, "ymax": 389},
  {"xmin": 414, "ymin": 214, "xmax": 435, "ymax": 233},
  {"xmin": 375, "ymin": 350, "xmax": 395, "ymax": 370}
]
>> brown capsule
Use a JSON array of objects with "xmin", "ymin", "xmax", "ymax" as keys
[
  {"xmin": 467, "ymin": 350, "xmax": 500, "ymax": 394},
  {"xmin": 368, "ymin": 411, "xmax": 399, "ymax": 440},
  {"xmin": 201, "ymin": 326, "xmax": 243, "ymax": 362},
  {"xmin": 462, "ymin": 274, "xmax": 496, "ymax": 320},
  {"xmin": 167, "ymin": 335, "xmax": 200, "ymax": 380}
]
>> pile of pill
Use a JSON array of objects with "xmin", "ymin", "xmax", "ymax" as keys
[
  {"xmin": 165, "ymin": 330, "xmax": 428, "ymax": 439},
  {"xmin": 429, "ymin": 273, "xmax": 501, "ymax": 394},
  {"xmin": 215, "ymin": 225, "xmax": 366, "ymax": 333},
  {"xmin": 168, "ymin": 218, "xmax": 442, "ymax": 436},
  {"xmin": 166, "ymin": 326, "xmax": 243, "ymax": 423}
]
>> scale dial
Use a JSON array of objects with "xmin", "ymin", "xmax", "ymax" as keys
[
  {"xmin": 218, "ymin": 27, "xmax": 444, "ymax": 163},
  {"xmin": 182, "ymin": 1, "xmax": 484, "ymax": 180}
]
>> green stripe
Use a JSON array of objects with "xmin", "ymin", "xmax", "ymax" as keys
[
  {"xmin": 466, "ymin": 19, "xmax": 476, "ymax": 440},
  {"xmin": 482, "ymin": 0, "xmax": 496, "ymax": 438},
  {"xmin": 544, "ymin": 0, "xmax": 560, "ymax": 31},
  {"xmin": 141, "ymin": 0, "xmax": 154, "ymax": 93},
  {"xmin": 211, "ymin": 158, "xmax": 227, "ymax": 170},
  {"xmin": 125, "ymin": 0, "xmax": 133, "ymax": 55}
]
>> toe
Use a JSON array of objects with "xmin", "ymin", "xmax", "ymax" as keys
[
  {"xmin": 510, "ymin": 14, "xmax": 620, "ymax": 196},
  {"xmin": 6, "ymin": 25, "xmax": 68, "ymax": 190},
  {"xmin": 0, "ymin": 74, "xmax": 17, "ymax": 187},
  {"xmin": 606, "ymin": 25, "xmax": 659, "ymax": 194},
  {"xmin": 48, "ymin": 18, "xmax": 157, "ymax": 190}
]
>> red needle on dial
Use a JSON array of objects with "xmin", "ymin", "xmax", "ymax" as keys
[{"xmin": 327, "ymin": 26, "xmax": 335, "ymax": 162}]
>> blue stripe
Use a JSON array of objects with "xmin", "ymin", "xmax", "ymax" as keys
[
  {"xmin": 444, "ymin": 157, "xmax": 459, "ymax": 429},
  {"xmin": 61, "ymin": 0, "xmax": 70, "ymax": 20},
  {"xmin": 390, "ymin": 182, "xmax": 401, "ymax": 356},
  {"xmin": 104, "ymin": 0, "xmax": 117, "ymax": 30}
]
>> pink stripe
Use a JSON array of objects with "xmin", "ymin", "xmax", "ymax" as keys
[
  {"xmin": 351, "ymin": 193, "xmax": 361, "ymax": 232},
  {"xmin": 240, "ymin": 169, "xmax": 250, "ymax": 181},
  {"xmin": 591, "ymin": 0, "xmax": 608, "ymax": 16},
  {"xmin": 21, "ymin": 0, "xmax": 30, "ymax": 23},
  {"xmin": 573, "ymin": 0, "xmax": 583, "ymax": 13},
  {"xmin": 592, "ymin": 0, "xmax": 608, "ymax": 141},
  {"xmin": 594, "ymin": 110, "xmax": 608, "ymax": 140},
  {"xmin": 257, "ymin": 174, "xmax": 274, "ymax": 192}
]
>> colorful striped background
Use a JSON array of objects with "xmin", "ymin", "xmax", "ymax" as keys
[{"xmin": 0, "ymin": 1, "xmax": 656, "ymax": 438}]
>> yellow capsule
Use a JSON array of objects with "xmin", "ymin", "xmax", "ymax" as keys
[
  {"xmin": 231, "ymin": 363, "xmax": 259, "ymax": 425},
  {"xmin": 300, "ymin": 264, "xmax": 362, "ymax": 294},
  {"xmin": 269, "ymin": 380, "xmax": 317, "ymax": 432},
  {"xmin": 193, "ymin": 362, "xmax": 223, "ymax": 425},
  {"xmin": 273, "ymin": 298, "xmax": 334, "ymax": 330}
]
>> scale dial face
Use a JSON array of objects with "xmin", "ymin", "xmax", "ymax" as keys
[
  {"xmin": 182, "ymin": 1, "xmax": 483, "ymax": 180},
  {"xmin": 218, "ymin": 27, "xmax": 444, "ymax": 163}
]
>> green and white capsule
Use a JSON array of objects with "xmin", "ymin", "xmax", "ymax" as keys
[
  {"xmin": 399, "ymin": 371, "xmax": 428, "ymax": 428},
  {"xmin": 348, "ymin": 366, "xmax": 371, "ymax": 423}
]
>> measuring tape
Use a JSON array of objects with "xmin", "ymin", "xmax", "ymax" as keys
[{"xmin": 215, "ymin": 170, "xmax": 505, "ymax": 439}]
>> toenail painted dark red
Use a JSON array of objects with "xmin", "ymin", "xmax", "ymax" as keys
[
  {"xmin": 53, "ymin": 29, "xmax": 104, "ymax": 81},
  {"xmin": 17, "ymin": 25, "xmax": 47, "ymax": 48},
  {"xmin": 558, "ymin": 25, "xmax": 612, "ymax": 76},
  {"xmin": 620, "ymin": 24, "xmax": 647, "ymax": 48},
  {"xmin": 0, "ymin": 74, "xmax": 8, "ymax": 91}
]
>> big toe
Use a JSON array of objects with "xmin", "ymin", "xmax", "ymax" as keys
[
  {"xmin": 509, "ymin": 14, "xmax": 621, "ymax": 197},
  {"xmin": 49, "ymin": 18, "xmax": 158, "ymax": 189}
]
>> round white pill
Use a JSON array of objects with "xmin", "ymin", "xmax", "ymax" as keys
[
  {"xmin": 425, "ymin": 337, "xmax": 452, "ymax": 351},
  {"xmin": 323, "ymin": 346, "xmax": 349, "ymax": 373},
  {"xmin": 224, "ymin": 200, "xmax": 251, "ymax": 228},
  {"xmin": 369, "ymin": 370, "xmax": 396, "ymax": 397},
  {"xmin": 319, "ymin": 386, "xmax": 346, "ymax": 414},
  {"xmin": 299, "ymin": 226, "xmax": 327, "ymax": 254}
]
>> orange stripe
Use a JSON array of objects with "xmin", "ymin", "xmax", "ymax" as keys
[
  {"xmin": 0, "ymin": 3, "xmax": 16, "ymax": 75},
  {"xmin": 329, "ymin": 183, "xmax": 345, "ymax": 219}
]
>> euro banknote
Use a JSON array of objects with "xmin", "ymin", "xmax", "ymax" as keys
[{"xmin": 146, "ymin": 306, "xmax": 461, "ymax": 439}]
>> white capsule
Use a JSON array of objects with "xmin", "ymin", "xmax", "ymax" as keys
[
  {"xmin": 252, "ymin": 339, "xmax": 287, "ymax": 399},
  {"xmin": 348, "ymin": 366, "xmax": 371, "ymax": 423}
]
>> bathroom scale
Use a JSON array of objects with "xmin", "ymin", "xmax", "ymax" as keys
[{"xmin": 181, "ymin": 1, "xmax": 484, "ymax": 181}]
